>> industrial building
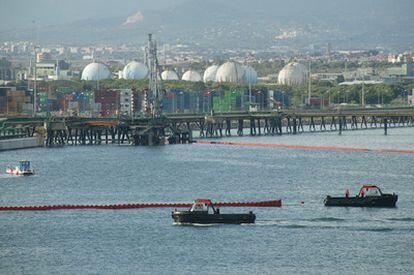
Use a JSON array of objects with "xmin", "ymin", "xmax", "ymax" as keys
[
  {"xmin": 0, "ymin": 58, "xmax": 16, "ymax": 81},
  {"xmin": 385, "ymin": 63, "xmax": 414, "ymax": 83},
  {"xmin": 0, "ymin": 87, "xmax": 32, "ymax": 115}
]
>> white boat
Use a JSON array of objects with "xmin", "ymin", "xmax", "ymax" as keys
[{"xmin": 6, "ymin": 160, "xmax": 35, "ymax": 176}]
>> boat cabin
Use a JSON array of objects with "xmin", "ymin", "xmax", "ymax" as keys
[
  {"xmin": 190, "ymin": 199, "xmax": 217, "ymax": 214},
  {"xmin": 358, "ymin": 185, "xmax": 383, "ymax": 197},
  {"xmin": 19, "ymin": 160, "xmax": 31, "ymax": 172}
]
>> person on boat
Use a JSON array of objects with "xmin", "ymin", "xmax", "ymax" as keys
[
  {"xmin": 360, "ymin": 190, "xmax": 365, "ymax": 198},
  {"xmin": 345, "ymin": 189, "xmax": 349, "ymax": 198},
  {"xmin": 216, "ymin": 206, "xmax": 220, "ymax": 214}
]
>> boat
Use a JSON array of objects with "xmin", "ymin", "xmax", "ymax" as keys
[
  {"xmin": 6, "ymin": 160, "xmax": 35, "ymax": 176},
  {"xmin": 172, "ymin": 199, "xmax": 256, "ymax": 224},
  {"xmin": 324, "ymin": 185, "xmax": 397, "ymax": 207}
]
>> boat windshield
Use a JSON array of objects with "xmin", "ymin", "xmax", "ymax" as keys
[
  {"xmin": 190, "ymin": 203, "xmax": 209, "ymax": 212},
  {"xmin": 359, "ymin": 186, "xmax": 382, "ymax": 197},
  {"xmin": 19, "ymin": 161, "xmax": 31, "ymax": 171}
]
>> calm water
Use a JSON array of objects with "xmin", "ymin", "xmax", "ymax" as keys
[{"xmin": 1, "ymin": 128, "xmax": 414, "ymax": 274}]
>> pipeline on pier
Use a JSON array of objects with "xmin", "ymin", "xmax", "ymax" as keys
[
  {"xmin": 0, "ymin": 198, "xmax": 281, "ymax": 211},
  {"xmin": 195, "ymin": 140, "xmax": 414, "ymax": 154}
]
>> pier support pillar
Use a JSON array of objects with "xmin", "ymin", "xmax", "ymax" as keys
[{"xmin": 293, "ymin": 118, "xmax": 297, "ymax": 135}]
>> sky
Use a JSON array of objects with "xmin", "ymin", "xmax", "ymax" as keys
[
  {"xmin": 1, "ymin": 0, "xmax": 413, "ymax": 49},
  {"xmin": 0, "ymin": 0, "xmax": 185, "ymax": 30},
  {"xmin": 1, "ymin": 0, "xmax": 413, "ymax": 31}
]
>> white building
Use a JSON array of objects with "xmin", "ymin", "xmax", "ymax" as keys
[{"xmin": 119, "ymin": 89, "xmax": 133, "ymax": 115}]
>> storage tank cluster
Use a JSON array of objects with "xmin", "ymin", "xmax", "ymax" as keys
[
  {"xmin": 81, "ymin": 61, "xmax": 149, "ymax": 81},
  {"xmin": 80, "ymin": 60, "xmax": 259, "ymax": 84},
  {"xmin": 204, "ymin": 62, "xmax": 258, "ymax": 84},
  {"xmin": 160, "ymin": 62, "xmax": 258, "ymax": 83}
]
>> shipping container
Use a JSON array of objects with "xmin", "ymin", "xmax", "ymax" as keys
[
  {"xmin": 0, "ymin": 96, "xmax": 6, "ymax": 114},
  {"xmin": 95, "ymin": 89, "xmax": 120, "ymax": 117}
]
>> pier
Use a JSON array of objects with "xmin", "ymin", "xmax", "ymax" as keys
[{"xmin": 1, "ymin": 107, "xmax": 413, "ymax": 147}]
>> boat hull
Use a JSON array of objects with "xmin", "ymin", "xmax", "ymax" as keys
[
  {"xmin": 6, "ymin": 169, "xmax": 34, "ymax": 176},
  {"xmin": 324, "ymin": 194, "xmax": 398, "ymax": 208},
  {"xmin": 172, "ymin": 211, "xmax": 256, "ymax": 224}
]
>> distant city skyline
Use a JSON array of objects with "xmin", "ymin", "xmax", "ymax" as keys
[{"xmin": 1, "ymin": 0, "xmax": 414, "ymax": 51}]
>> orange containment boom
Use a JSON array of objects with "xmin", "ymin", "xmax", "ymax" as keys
[
  {"xmin": 195, "ymin": 140, "xmax": 414, "ymax": 154},
  {"xmin": 0, "ymin": 199, "xmax": 281, "ymax": 211}
]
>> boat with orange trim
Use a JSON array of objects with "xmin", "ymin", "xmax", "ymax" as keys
[
  {"xmin": 172, "ymin": 199, "xmax": 256, "ymax": 224},
  {"xmin": 324, "ymin": 185, "xmax": 397, "ymax": 207}
]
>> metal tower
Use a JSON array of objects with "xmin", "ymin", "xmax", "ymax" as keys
[{"xmin": 145, "ymin": 34, "xmax": 163, "ymax": 118}]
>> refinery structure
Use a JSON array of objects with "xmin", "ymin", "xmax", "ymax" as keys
[
  {"xmin": 78, "ymin": 59, "xmax": 259, "ymax": 84},
  {"xmin": 1, "ymin": 32, "xmax": 414, "ymax": 118}
]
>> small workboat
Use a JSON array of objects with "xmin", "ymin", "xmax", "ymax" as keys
[
  {"xmin": 324, "ymin": 185, "xmax": 397, "ymax": 207},
  {"xmin": 172, "ymin": 199, "xmax": 256, "ymax": 224},
  {"xmin": 6, "ymin": 160, "xmax": 35, "ymax": 176}
]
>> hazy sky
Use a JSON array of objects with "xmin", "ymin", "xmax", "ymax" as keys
[
  {"xmin": 1, "ymin": 0, "xmax": 413, "ymax": 31},
  {"xmin": 1, "ymin": 0, "xmax": 413, "ymax": 49},
  {"xmin": 0, "ymin": 0, "xmax": 186, "ymax": 30}
]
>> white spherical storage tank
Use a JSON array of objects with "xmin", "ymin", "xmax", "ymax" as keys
[
  {"xmin": 215, "ymin": 62, "xmax": 245, "ymax": 83},
  {"xmin": 81, "ymin": 62, "xmax": 111, "ymax": 81},
  {"xmin": 243, "ymin": 65, "xmax": 258, "ymax": 84},
  {"xmin": 161, "ymin": 70, "xmax": 179, "ymax": 80},
  {"xmin": 203, "ymin": 65, "xmax": 219, "ymax": 82},
  {"xmin": 122, "ymin": 61, "xmax": 148, "ymax": 80},
  {"xmin": 182, "ymin": 70, "xmax": 202, "ymax": 82},
  {"xmin": 277, "ymin": 62, "xmax": 308, "ymax": 85}
]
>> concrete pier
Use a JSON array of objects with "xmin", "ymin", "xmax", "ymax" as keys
[
  {"xmin": 0, "ymin": 137, "xmax": 44, "ymax": 151},
  {"xmin": 2, "ymin": 107, "xmax": 414, "ymax": 147}
]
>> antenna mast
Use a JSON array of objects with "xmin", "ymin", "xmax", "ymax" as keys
[
  {"xmin": 307, "ymin": 61, "xmax": 311, "ymax": 105},
  {"xmin": 146, "ymin": 34, "xmax": 163, "ymax": 118}
]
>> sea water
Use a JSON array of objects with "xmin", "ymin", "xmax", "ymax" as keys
[{"xmin": 0, "ymin": 128, "xmax": 413, "ymax": 274}]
